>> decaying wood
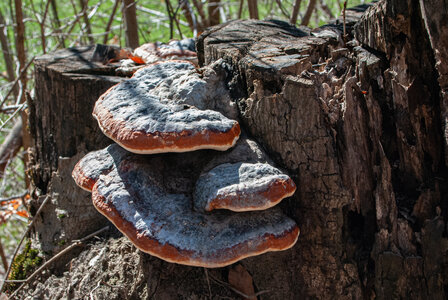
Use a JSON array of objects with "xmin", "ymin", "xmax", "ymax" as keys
[
  {"xmin": 18, "ymin": 1, "xmax": 448, "ymax": 299},
  {"xmin": 418, "ymin": 0, "xmax": 448, "ymax": 166},
  {"xmin": 28, "ymin": 47, "xmax": 122, "ymax": 254}
]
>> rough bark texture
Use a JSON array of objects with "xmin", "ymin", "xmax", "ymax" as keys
[
  {"xmin": 29, "ymin": 46, "xmax": 123, "ymax": 253},
  {"xmin": 20, "ymin": 1, "xmax": 448, "ymax": 299}
]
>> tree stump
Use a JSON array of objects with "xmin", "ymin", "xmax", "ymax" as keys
[
  {"xmin": 21, "ymin": 1, "xmax": 448, "ymax": 299},
  {"xmin": 29, "ymin": 46, "xmax": 123, "ymax": 253}
]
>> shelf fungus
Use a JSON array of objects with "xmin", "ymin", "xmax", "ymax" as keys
[
  {"xmin": 72, "ymin": 142, "xmax": 299, "ymax": 268},
  {"xmin": 74, "ymin": 59, "xmax": 299, "ymax": 267},
  {"xmin": 132, "ymin": 39, "xmax": 197, "ymax": 65},
  {"xmin": 194, "ymin": 162, "xmax": 296, "ymax": 212},
  {"xmin": 93, "ymin": 61, "xmax": 241, "ymax": 154}
]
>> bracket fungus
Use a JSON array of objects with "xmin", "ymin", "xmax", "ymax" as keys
[
  {"xmin": 133, "ymin": 39, "xmax": 197, "ymax": 65},
  {"xmin": 73, "ymin": 59, "xmax": 299, "ymax": 267},
  {"xmin": 194, "ymin": 162, "xmax": 296, "ymax": 212},
  {"xmin": 73, "ymin": 142, "xmax": 299, "ymax": 268},
  {"xmin": 93, "ymin": 61, "xmax": 240, "ymax": 154}
]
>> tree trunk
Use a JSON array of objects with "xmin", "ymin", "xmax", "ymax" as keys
[
  {"xmin": 122, "ymin": 0, "xmax": 139, "ymax": 48},
  {"xmin": 15, "ymin": 1, "xmax": 448, "ymax": 299}
]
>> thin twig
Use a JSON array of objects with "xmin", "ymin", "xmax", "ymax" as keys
[
  {"xmin": 0, "ymin": 191, "xmax": 28, "ymax": 205},
  {"xmin": 0, "ymin": 105, "xmax": 24, "ymax": 113},
  {"xmin": 0, "ymin": 103, "xmax": 27, "ymax": 131},
  {"xmin": 0, "ymin": 57, "xmax": 34, "ymax": 109},
  {"xmin": 39, "ymin": 0, "xmax": 52, "ymax": 53},
  {"xmin": 319, "ymin": 0, "xmax": 334, "ymax": 19},
  {"xmin": 192, "ymin": 0, "xmax": 207, "ymax": 27},
  {"xmin": 103, "ymin": 0, "xmax": 119, "ymax": 44},
  {"xmin": 237, "ymin": 0, "xmax": 244, "ymax": 19},
  {"xmin": 203, "ymin": 268, "xmax": 212, "ymax": 298},
  {"xmin": 301, "ymin": 0, "xmax": 317, "ymax": 26},
  {"xmin": 275, "ymin": 0, "xmax": 291, "ymax": 19},
  {"xmin": 49, "ymin": 0, "xmax": 65, "ymax": 47},
  {"xmin": 290, "ymin": 0, "xmax": 302, "ymax": 24},
  {"xmin": 79, "ymin": 0, "xmax": 95, "ymax": 44},
  {"xmin": 7, "ymin": 226, "xmax": 109, "ymax": 298},
  {"xmin": 0, "ymin": 195, "xmax": 50, "ymax": 293},
  {"xmin": 165, "ymin": 0, "xmax": 174, "ymax": 39}
]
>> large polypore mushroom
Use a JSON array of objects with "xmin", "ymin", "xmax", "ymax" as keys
[
  {"xmin": 72, "ymin": 142, "xmax": 299, "ymax": 268},
  {"xmin": 74, "ymin": 59, "xmax": 299, "ymax": 267},
  {"xmin": 194, "ymin": 162, "xmax": 296, "ymax": 212},
  {"xmin": 93, "ymin": 61, "xmax": 240, "ymax": 154}
]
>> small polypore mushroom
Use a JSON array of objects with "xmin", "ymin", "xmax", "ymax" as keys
[
  {"xmin": 93, "ymin": 61, "xmax": 241, "ymax": 154},
  {"xmin": 72, "ymin": 144, "xmax": 300, "ymax": 267},
  {"xmin": 133, "ymin": 39, "xmax": 197, "ymax": 65},
  {"xmin": 194, "ymin": 162, "xmax": 296, "ymax": 212}
]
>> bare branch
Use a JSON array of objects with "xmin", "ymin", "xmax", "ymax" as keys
[
  {"xmin": 274, "ymin": 0, "xmax": 290, "ymax": 19},
  {"xmin": 192, "ymin": 0, "xmax": 207, "ymax": 27},
  {"xmin": 290, "ymin": 0, "xmax": 302, "ymax": 24},
  {"xmin": 49, "ymin": 0, "xmax": 65, "ymax": 48},
  {"xmin": 0, "ymin": 9, "xmax": 16, "ymax": 85},
  {"xmin": 0, "ymin": 103, "xmax": 27, "ymax": 131},
  {"xmin": 343, "ymin": 0, "xmax": 347, "ymax": 40},
  {"xmin": 122, "ymin": 0, "xmax": 139, "ymax": 48},
  {"xmin": 319, "ymin": 0, "xmax": 334, "ymax": 19},
  {"xmin": 179, "ymin": 0, "xmax": 198, "ymax": 34},
  {"xmin": 208, "ymin": 0, "xmax": 220, "ymax": 25},
  {"xmin": 0, "ymin": 191, "xmax": 28, "ymax": 205},
  {"xmin": 301, "ymin": 0, "xmax": 317, "ymax": 26},
  {"xmin": 103, "ymin": 0, "xmax": 120, "ymax": 44},
  {"xmin": 40, "ymin": 0, "xmax": 52, "ymax": 53},
  {"xmin": 165, "ymin": 0, "xmax": 175, "ymax": 39},
  {"xmin": 0, "ymin": 57, "xmax": 34, "ymax": 110},
  {"xmin": 7, "ymin": 226, "xmax": 110, "ymax": 298},
  {"xmin": 79, "ymin": 0, "xmax": 95, "ymax": 44},
  {"xmin": 0, "ymin": 239, "xmax": 7, "ymax": 273},
  {"xmin": 14, "ymin": 0, "xmax": 26, "ymax": 77},
  {"xmin": 247, "ymin": 0, "xmax": 258, "ymax": 19},
  {"xmin": 237, "ymin": 0, "xmax": 243, "ymax": 19}
]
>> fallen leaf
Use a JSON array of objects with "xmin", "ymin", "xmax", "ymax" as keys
[{"xmin": 228, "ymin": 264, "xmax": 256, "ymax": 300}]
